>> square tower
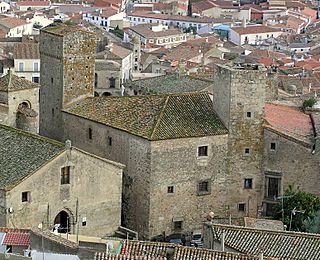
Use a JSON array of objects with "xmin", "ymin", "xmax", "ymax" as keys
[
  {"xmin": 213, "ymin": 64, "xmax": 267, "ymax": 217},
  {"xmin": 39, "ymin": 24, "xmax": 96, "ymax": 141}
]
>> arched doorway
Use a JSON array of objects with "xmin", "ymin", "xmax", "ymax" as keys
[
  {"xmin": 54, "ymin": 211, "xmax": 70, "ymax": 233},
  {"xmin": 102, "ymin": 92, "xmax": 112, "ymax": 96}
]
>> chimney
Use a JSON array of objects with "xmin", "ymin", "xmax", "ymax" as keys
[{"xmin": 242, "ymin": 18, "xmax": 247, "ymax": 28}]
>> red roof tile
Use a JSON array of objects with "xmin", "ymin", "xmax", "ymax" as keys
[
  {"xmin": 264, "ymin": 103, "xmax": 312, "ymax": 143},
  {"xmin": 231, "ymin": 25, "xmax": 282, "ymax": 35},
  {"xmin": 17, "ymin": 1, "xmax": 50, "ymax": 6},
  {"xmin": 3, "ymin": 233, "xmax": 30, "ymax": 246}
]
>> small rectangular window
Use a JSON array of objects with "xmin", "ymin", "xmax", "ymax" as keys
[
  {"xmin": 270, "ymin": 142, "xmax": 276, "ymax": 151},
  {"xmin": 167, "ymin": 186, "xmax": 174, "ymax": 193},
  {"xmin": 32, "ymin": 77, "xmax": 40, "ymax": 83},
  {"xmin": 198, "ymin": 181, "xmax": 209, "ymax": 193},
  {"xmin": 18, "ymin": 62, "xmax": 24, "ymax": 72},
  {"xmin": 246, "ymin": 112, "xmax": 252, "ymax": 118},
  {"xmin": 22, "ymin": 191, "xmax": 30, "ymax": 202},
  {"xmin": 108, "ymin": 136, "xmax": 112, "ymax": 146},
  {"xmin": 198, "ymin": 146, "xmax": 208, "ymax": 157},
  {"xmin": 88, "ymin": 128, "xmax": 92, "ymax": 140},
  {"xmin": 33, "ymin": 62, "xmax": 39, "ymax": 71},
  {"xmin": 238, "ymin": 203, "xmax": 246, "ymax": 212},
  {"xmin": 244, "ymin": 148, "xmax": 250, "ymax": 155},
  {"xmin": 244, "ymin": 178, "xmax": 253, "ymax": 189},
  {"xmin": 174, "ymin": 221, "xmax": 183, "ymax": 230},
  {"xmin": 61, "ymin": 166, "xmax": 70, "ymax": 185}
]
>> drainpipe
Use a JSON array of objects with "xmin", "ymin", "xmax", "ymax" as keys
[{"xmin": 221, "ymin": 231, "xmax": 225, "ymax": 252}]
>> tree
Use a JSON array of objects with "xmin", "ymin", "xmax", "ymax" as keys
[
  {"xmin": 302, "ymin": 96, "xmax": 317, "ymax": 111},
  {"xmin": 273, "ymin": 186, "xmax": 320, "ymax": 232},
  {"xmin": 304, "ymin": 210, "xmax": 320, "ymax": 233}
]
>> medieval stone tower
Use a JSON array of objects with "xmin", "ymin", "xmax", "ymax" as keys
[
  {"xmin": 132, "ymin": 36, "xmax": 141, "ymax": 72},
  {"xmin": 39, "ymin": 24, "xmax": 96, "ymax": 141},
  {"xmin": 213, "ymin": 64, "xmax": 267, "ymax": 217}
]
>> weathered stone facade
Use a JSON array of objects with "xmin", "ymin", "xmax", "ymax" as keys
[
  {"xmin": 213, "ymin": 65, "xmax": 267, "ymax": 217},
  {"xmin": 39, "ymin": 25, "xmax": 96, "ymax": 140},
  {"xmin": 4, "ymin": 147, "xmax": 123, "ymax": 237}
]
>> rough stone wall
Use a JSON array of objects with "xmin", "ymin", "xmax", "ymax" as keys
[
  {"xmin": 39, "ymin": 31, "xmax": 64, "ymax": 140},
  {"xmin": 263, "ymin": 129, "xmax": 319, "ymax": 196},
  {"xmin": 39, "ymin": 29, "xmax": 96, "ymax": 141},
  {"xmin": 149, "ymin": 135, "xmax": 228, "ymax": 238},
  {"xmin": 5, "ymin": 148, "xmax": 123, "ymax": 237},
  {"xmin": 63, "ymin": 32, "xmax": 95, "ymax": 106},
  {"xmin": 214, "ymin": 65, "xmax": 266, "ymax": 218},
  {"xmin": 265, "ymin": 73, "xmax": 278, "ymax": 102},
  {"xmin": 5, "ymin": 88, "xmax": 39, "ymax": 132},
  {"xmin": 62, "ymin": 113, "xmax": 151, "ymax": 239}
]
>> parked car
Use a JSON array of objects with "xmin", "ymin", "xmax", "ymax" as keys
[
  {"xmin": 166, "ymin": 233, "xmax": 186, "ymax": 245},
  {"xmin": 191, "ymin": 230, "xmax": 203, "ymax": 247}
]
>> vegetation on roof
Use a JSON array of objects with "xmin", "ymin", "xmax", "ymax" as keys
[
  {"xmin": 66, "ymin": 93, "xmax": 227, "ymax": 140},
  {"xmin": 124, "ymin": 75, "xmax": 212, "ymax": 95},
  {"xmin": 0, "ymin": 125, "xmax": 65, "ymax": 190}
]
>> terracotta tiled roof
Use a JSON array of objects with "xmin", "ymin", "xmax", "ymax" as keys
[
  {"xmin": 0, "ymin": 228, "xmax": 29, "ymax": 233},
  {"xmin": 212, "ymin": 224, "xmax": 320, "ymax": 260},
  {"xmin": 17, "ymin": 1, "xmax": 51, "ymax": 6},
  {"xmin": 2, "ymin": 233, "xmax": 30, "ymax": 246},
  {"xmin": 296, "ymin": 59, "xmax": 320, "ymax": 71},
  {"xmin": 231, "ymin": 25, "xmax": 282, "ymax": 35},
  {"xmin": 0, "ymin": 17, "xmax": 28, "ymax": 29},
  {"xmin": 98, "ymin": 255, "xmax": 166, "ymax": 260},
  {"xmin": 65, "ymin": 93, "xmax": 228, "ymax": 140},
  {"xmin": 0, "ymin": 71, "xmax": 39, "ymax": 92},
  {"xmin": 122, "ymin": 241, "xmax": 171, "ymax": 258},
  {"xmin": 163, "ymin": 45, "xmax": 203, "ymax": 62},
  {"xmin": 184, "ymin": 35, "xmax": 222, "ymax": 46},
  {"xmin": 13, "ymin": 43, "xmax": 39, "ymax": 59},
  {"xmin": 264, "ymin": 103, "xmax": 313, "ymax": 144},
  {"xmin": 110, "ymin": 44, "xmax": 132, "ymax": 59},
  {"xmin": 192, "ymin": 0, "xmax": 215, "ymax": 13}
]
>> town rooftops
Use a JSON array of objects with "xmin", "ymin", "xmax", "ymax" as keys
[
  {"xmin": 0, "ymin": 124, "xmax": 65, "ymax": 190},
  {"xmin": 2, "ymin": 232, "xmax": 30, "ymax": 246},
  {"xmin": 210, "ymin": 224, "xmax": 320, "ymax": 260},
  {"xmin": 231, "ymin": 25, "xmax": 282, "ymax": 35},
  {"xmin": 0, "ymin": 71, "xmax": 39, "ymax": 92},
  {"xmin": 124, "ymin": 75, "xmax": 212, "ymax": 94},
  {"xmin": 13, "ymin": 42, "xmax": 39, "ymax": 60},
  {"xmin": 0, "ymin": 17, "xmax": 29, "ymax": 29},
  {"xmin": 64, "ymin": 92, "xmax": 228, "ymax": 141},
  {"xmin": 264, "ymin": 103, "xmax": 313, "ymax": 146},
  {"xmin": 16, "ymin": 1, "xmax": 51, "ymax": 6},
  {"xmin": 129, "ymin": 24, "xmax": 183, "ymax": 38},
  {"xmin": 128, "ymin": 11, "xmax": 216, "ymax": 24}
]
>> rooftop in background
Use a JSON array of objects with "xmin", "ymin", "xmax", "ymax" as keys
[
  {"xmin": 231, "ymin": 25, "xmax": 282, "ymax": 35},
  {"xmin": 0, "ymin": 71, "xmax": 39, "ymax": 92},
  {"xmin": 129, "ymin": 24, "xmax": 183, "ymax": 38},
  {"xmin": 210, "ymin": 224, "xmax": 320, "ymax": 260},
  {"xmin": 124, "ymin": 75, "xmax": 211, "ymax": 94},
  {"xmin": 264, "ymin": 103, "xmax": 313, "ymax": 146},
  {"xmin": 65, "ymin": 93, "xmax": 228, "ymax": 141},
  {"xmin": 0, "ymin": 17, "xmax": 29, "ymax": 29},
  {"xmin": 0, "ymin": 125, "xmax": 64, "ymax": 190},
  {"xmin": 13, "ymin": 42, "xmax": 39, "ymax": 60}
]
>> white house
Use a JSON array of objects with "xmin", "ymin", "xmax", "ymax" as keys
[
  {"xmin": 0, "ymin": 17, "xmax": 33, "ymax": 37},
  {"xmin": 229, "ymin": 25, "xmax": 283, "ymax": 45},
  {"xmin": 0, "ymin": 1, "xmax": 10, "ymax": 13},
  {"xmin": 3, "ymin": 43, "xmax": 41, "ymax": 83},
  {"xmin": 82, "ymin": 9, "xmax": 121, "ymax": 31},
  {"xmin": 126, "ymin": 11, "xmax": 217, "ymax": 31}
]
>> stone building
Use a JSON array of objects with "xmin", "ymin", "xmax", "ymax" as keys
[
  {"xmin": 0, "ymin": 124, "xmax": 123, "ymax": 237},
  {"xmin": 62, "ymin": 93, "xmax": 228, "ymax": 239},
  {"xmin": 39, "ymin": 24, "xmax": 96, "ymax": 141},
  {"xmin": 0, "ymin": 71, "xmax": 39, "ymax": 133},
  {"xmin": 38, "ymin": 23, "xmax": 320, "ymax": 239}
]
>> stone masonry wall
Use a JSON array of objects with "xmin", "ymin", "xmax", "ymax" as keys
[
  {"xmin": 263, "ymin": 129, "xmax": 319, "ymax": 196},
  {"xmin": 62, "ymin": 112, "xmax": 152, "ymax": 239},
  {"xmin": 214, "ymin": 65, "xmax": 266, "ymax": 218},
  {"xmin": 6, "ymin": 148, "xmax": 123, "ymax": 237},
  {"xmin": 149, "ymin": 135, "xmax": 229, "ymax": 238}
]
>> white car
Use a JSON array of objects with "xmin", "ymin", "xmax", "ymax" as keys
[{"xmin": 190, "ymin": 230, "xmax": 203, "ymax": 247}]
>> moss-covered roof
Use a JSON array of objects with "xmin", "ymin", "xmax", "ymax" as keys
[
  {"xmin": 0, "ymin": 125, "xmax": 65, "ymax": 190},
  {"xmin": 65, "ymin": 92, "xmax": 227, "ymax": 140},
  {"xmin": 41, "ymin": 23, "xmax": 92, "ymax": 36},
  {"xmin": 0, "ymin": 71, "xmax": 39, "ymax": 92},
  {"xmin": 124, "ymin": 75, "xmax": 212, "ymax": 95}
]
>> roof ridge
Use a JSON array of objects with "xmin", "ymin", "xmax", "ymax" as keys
[{"xmin": 150, "ymin": 96, "xmax": 169, "ymax": 140}]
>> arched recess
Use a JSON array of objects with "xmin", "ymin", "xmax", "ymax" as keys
[{"xmin": 53, "ymin": 210, "xmax": 73, "ymax": 233}]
